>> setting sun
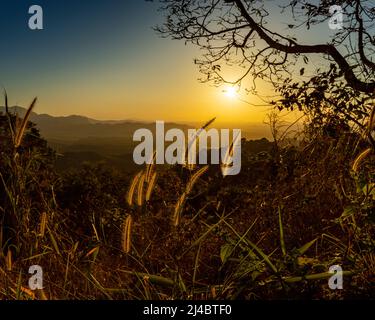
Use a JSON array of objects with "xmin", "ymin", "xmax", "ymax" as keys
[{"xmin": 223, "ymin": 86, "xmax": 238, "ymax": 99}]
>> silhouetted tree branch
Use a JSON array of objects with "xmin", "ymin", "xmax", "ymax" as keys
[{"xmin": 156, "ymin": 0, "xmax": 375, "ymax": 94}]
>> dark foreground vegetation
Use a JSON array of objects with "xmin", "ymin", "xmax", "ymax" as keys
[{"xmin": 0, "ymin": 96, "xmax": 373, "ymax": 300}]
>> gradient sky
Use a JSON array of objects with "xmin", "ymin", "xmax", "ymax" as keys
[{"xmin": 0, "ymin": 0, "xmax": 335, "ymax": 124}]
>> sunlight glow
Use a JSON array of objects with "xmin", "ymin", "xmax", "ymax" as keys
[{"xmin": 223, "ymin": 86, "xmax": 238, "ymax": 99}]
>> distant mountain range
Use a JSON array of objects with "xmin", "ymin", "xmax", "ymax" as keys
[
  {"xmin": 0, "ymin": 107, "xmax": 192, "ymax": 171},
  {"xmin": 0, "ymin": 106, "xmax": 272, "ymax": 172},
  {"xmin": 0, "ymin": 106, "xmax": 272, "ymax": 141},
  {"xmin": 0, "ymin": 106, "xmax": 189, "ymax": 141}
]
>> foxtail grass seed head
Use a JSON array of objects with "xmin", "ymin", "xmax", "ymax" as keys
[
  {"xmin": 353, "ymin": 148, "xmax": 372, "ymax": 172},
  {"xmin": 173, "ymin": 165, "xmax": 208, "ymax": 226},
  {"xmin": 221, "ymin": 130, "xmax": 241, "ymax": 177},
  {"xmin": 6, "ymin": 249, "xmax": 12, "ymax": 271},
  {"xmin": 184, "ymin": 118, "xmax": 216, "ymax": 167},
  {"xmin": 173, "ymin": 192, "xmax": 186, "ymax": 227},
  {"xmin": 122, "ymin": 215, "xmax": 133, "ymax": 254},
  {"xmin": 186, "ymin": 165, "xmax": 209, "ymax": 194},
  {"xmin": 127, "ymin": 171, "xmax": 143, "ymax": 206},
  {"xmin": 14, "ymin": 97, "xmax": 37, "ymax": 148},
  {"xmin": 39, "ymin": 212, "xmax": 47, "ymax": 237},
  {"xmin": 137, "ymin": 172, "xmax": 146, "ymax": 206},
  {"xmin": 146, "ymin": 172, "xmax": 157, "ymax": 202},
  {"xmin": 145, "ymin": 151, "xmax": 156, "ymax": 183}
]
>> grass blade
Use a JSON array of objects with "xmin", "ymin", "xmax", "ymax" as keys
[{"xmin": 278, "ymin": 206, "xmax": 286, "ymax": 257}]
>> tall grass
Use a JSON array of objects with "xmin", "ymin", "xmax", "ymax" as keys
[{"xmin": 0, "ymin": 100, "xmax": 373, "ymax": 300}]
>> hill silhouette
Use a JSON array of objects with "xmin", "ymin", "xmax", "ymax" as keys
[{"xmin": 0, "ymin": 106, "xmax": 273, "ymax": 172}]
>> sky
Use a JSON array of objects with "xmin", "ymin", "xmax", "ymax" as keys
[{"xmin": 0, "ymin": 0, "xmax": 335, "ymax": 124}]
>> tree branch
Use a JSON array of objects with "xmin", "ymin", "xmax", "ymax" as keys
[
  {"xmin": 355, "ymin": 0, "xmax": 375, "ymax": 72},
  {"xmin": 233, "ymin": 0, "xmax": 375, "ymax": 94}
]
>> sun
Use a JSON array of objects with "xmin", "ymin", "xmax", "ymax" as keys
[{"xmin": 223, "ymin": 86, "xmax": 238, "ymax": 99}]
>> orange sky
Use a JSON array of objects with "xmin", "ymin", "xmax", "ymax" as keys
[{"xmin": 0, "ymin": 1, "xmax": 333, "ymax": 126}]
